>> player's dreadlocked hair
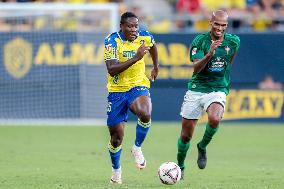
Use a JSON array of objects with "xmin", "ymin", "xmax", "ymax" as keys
[{"xmin": 120, "ymin": 12, "xmax": 138, "ymax": 24}]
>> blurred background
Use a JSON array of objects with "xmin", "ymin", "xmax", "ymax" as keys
[
  {"xmin": 1, "ymin": 0, "xmax": 284, "ymax": 33},
  {"xmin": 0, "ymin": 0, "xmax": 283, "ymax": 124}
]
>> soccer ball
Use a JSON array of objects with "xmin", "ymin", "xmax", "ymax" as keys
[{"xmin": 157, "ymin": 162, "xmax": 181, "ymax": 185}]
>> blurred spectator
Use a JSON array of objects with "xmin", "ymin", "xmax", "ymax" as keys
[
  {"xmin": 0, "ymin": 0, "xmax": 35, "ymax": 2},
  {"xmin": 1, "ymin": 0, "xmax": 284, "ymax": 33},
  {"xmin": 246, "ymin": 0, "xmax": 273, "ymax": 32},
  {"xmin": 174, "ymin": 0, "xmax": 248, "ymax": 32},
  {"xmin": 201, "ymin": 0, "xmax": 230, "ymax": 11},
  {"xmin": 200, "ymin": 1, "xmax": 246, "ymax": 19},
  {"xmin": 175, "ymin": 0, "xmax": 204, "ymax": 31},
  {"xmin": 35, "ymin": 0, "xmax": 109, "ymax": 2},
  {"xmin": 226, "ymin": 0, "xmax": 247, "ymax": 32},
  {"xmin": 262, "ymin": 0, "xmax": 284, "ymax": 31},
  {"xmin": 261, "ymin": 0, "xmax": 280, "ymax": 18},
  {"xmin": 125, "ymin": 0, "xmax": 174, "ymax": 33},
  {"xmin": 128, "ymin": 5, "xmax": 149, "ymax": 30},
  {"xmin": 258, "ymin": 75, "xmax": 283, "ymax": 90},
  {"xmin": 67, "ymin": 0, "xmax": 108, "ymax": 3},
  {"xmin": 176, "ymin": 0, "xmax": 201, "ymax": 14},
  {"xmin": 246, "ymin": 0, "xmax": 260, "ymax": 6},
  {"xmin": 0, "ymin": 18, "xmax": 11, "ymax": 31}
]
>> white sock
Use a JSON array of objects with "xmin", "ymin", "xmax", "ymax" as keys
[
  {"xmin": 133, "ymin": 144, "xmax": 141, "ymax": 151},
  {"xmin": 112, "ymin": 167, "xmax": 121, "ymax": 172}
]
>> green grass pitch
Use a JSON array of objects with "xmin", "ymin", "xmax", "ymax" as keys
[{"xmin": 0, "ymin": 122, "xmax": 283, "ymax": 189}]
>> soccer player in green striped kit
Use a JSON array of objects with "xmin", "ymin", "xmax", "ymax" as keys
[{"xmin": 176, "ymin": 10, "xmax": 240, "ymax": 178}]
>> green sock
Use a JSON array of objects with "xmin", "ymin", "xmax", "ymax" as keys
[
  {"xmin": 198, "ymin": 123, "xmax": 219, "ymax": 151},
  {"xmin": 177, "ymin": 137, "xmax": 190, "ymax": 170}
]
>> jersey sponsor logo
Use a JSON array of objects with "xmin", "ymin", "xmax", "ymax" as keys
[
  {"xmin": 209, "ymin": 57, "xmax": 226, "ymax": 71},
  {"xmin": 123, "ymin": 50, "xmax": 136, "ymax": 58}
]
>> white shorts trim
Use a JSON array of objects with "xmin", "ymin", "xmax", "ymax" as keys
[{"xmin": 180, "ymin": 90, "xmax": 226, "ymax": 119}]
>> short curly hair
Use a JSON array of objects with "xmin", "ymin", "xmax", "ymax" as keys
[{"xmin": 120, "ymin": 12, "xmax": 138, "ymax": 24}]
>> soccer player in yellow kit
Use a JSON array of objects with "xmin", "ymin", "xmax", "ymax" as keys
[{"xmin": 104, "ymin": 12, "xmax": 159, "ymax": 184}]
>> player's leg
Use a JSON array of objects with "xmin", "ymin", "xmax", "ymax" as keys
[
  {"xmin": 177, "ymin": 118, "xmax": 197, "ymax": 179},
  {"xmin": 131, "ymin": 95, "xmax": 151, "ymax": 147},
  {"xmin": 178, "ymin": 90, "xmax": 203, "ymax": 178},
  {"xmin": 197, "ymin": 92, "xmax": 226, "ymax": 169},
  {"xmin": 128, "ymin": 86, "xmax": 151, "ymax": 169},
  {"xmin": 108, "ymin": 123, "xmax": 125, "ymax": 184},
  {"xmin": 198, "ymin": 102, "xmax": 223, "ymax": 150},
  {"xmin": 130, "ymin": 95, "xmax": 151, "ymax": 169},
  {"xmin": 107, "ymin": 92, "xmax": 128, "ymax": 184}
]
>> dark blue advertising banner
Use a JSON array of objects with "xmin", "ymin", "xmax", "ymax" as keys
[
  {"xmin": 0, "ymin": 32, "xmax": 105, "ymax": 118},
  {"xmin": 0, "ymin": 32, "xmax": 283, "ymax": 122}
]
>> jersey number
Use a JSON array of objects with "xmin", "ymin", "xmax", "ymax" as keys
[
  {"xmin": 107, "ymin": 102, "xmax": 112, "ymax": 113},
  {"xmin": 113, "ymin": 75, "xmax": 119, "ymax": 84}
]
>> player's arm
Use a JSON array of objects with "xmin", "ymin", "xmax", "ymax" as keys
[
  {"xmin": 149, "ymin": 44, "xmax": 159, "ymax": 81},
  {"xmin": 193, "ymin": 40, "xmax": 222, "ymax": 73},
  {"xmin": 106, "ymin": 44, "xmax": 150, "ymax": 77}
]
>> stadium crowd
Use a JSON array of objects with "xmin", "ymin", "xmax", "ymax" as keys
[{"xmin": 0, "ymin": 0, "xmax": 284, "ymax": 33}]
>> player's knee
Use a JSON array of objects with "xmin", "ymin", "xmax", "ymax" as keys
[
  {"xmin": 111, "ymin": 134, "xmax": 124, "ymax": 147},
  {"xmin": 181, "ymin": 132, "xmax": 192, "ymax": 143},
  {"xmin": 111, "ymin": 138, "xmax": 123, "ymax": 147},
  {"xmin": 208, "ymin": 115, "xmax": 221, "ymax": 128},
  {"xmin": 137, "ymin": 112, "xmax": 151, "ymax": 123}
]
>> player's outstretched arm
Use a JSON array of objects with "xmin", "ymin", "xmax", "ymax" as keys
[
  {"xmin": 106, "ymin": 44, "xmax": 150, "ymax": 77},
  {"xmin": 193, "ymin": 40, "xmax": 221, "ymax": 73},
  {"xmin": 149, "ymin": 44, "xmax": 159, "ymax": 81}
]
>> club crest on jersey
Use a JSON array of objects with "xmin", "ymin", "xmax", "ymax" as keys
[
  {"xmin": 225, "ymin": 46, "xmax": 230, "ymax": 55},
  {"xmin": 192, "ymin": 47, "xmax": 197, "ymax": 55}
]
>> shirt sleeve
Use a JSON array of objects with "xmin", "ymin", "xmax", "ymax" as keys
[
  {"xmin": 104, "ymin": 35, "xmax": 118, "ymax": 61},
  {"xmin": 189, "ymin": 34, "xmax": 205, "ymax": 62},
  {"xmin": 142, "ymin": 30, "xmax": 155, "ymax": 47},
  {"xmin": 148, "ymin": 32, "xmax": 155, "ymax": 47},
  {"xmin": 234, "ymin": 36, "xmax": 240, "ymax": 52}
]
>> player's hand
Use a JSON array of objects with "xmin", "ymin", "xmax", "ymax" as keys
[
  {"xmin": 209, "ymin": 40, "xmax": 222, "ymax": 56},
  {"xmin": 150, "ymin": 66, "xmax": 159, "ymax": 82},
  {"xmin": 135, "ymin": 44, "xmax": 150, "ymax": 60}
]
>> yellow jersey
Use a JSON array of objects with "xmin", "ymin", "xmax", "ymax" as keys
[{"xmin": 104, "ymin": 31, "xmax": 155, "ymax": 92}]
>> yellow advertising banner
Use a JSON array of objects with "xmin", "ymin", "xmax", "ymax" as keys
[{"xmin": 199, "ymin": 90, "xmax": 284, "ymax": 122}]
